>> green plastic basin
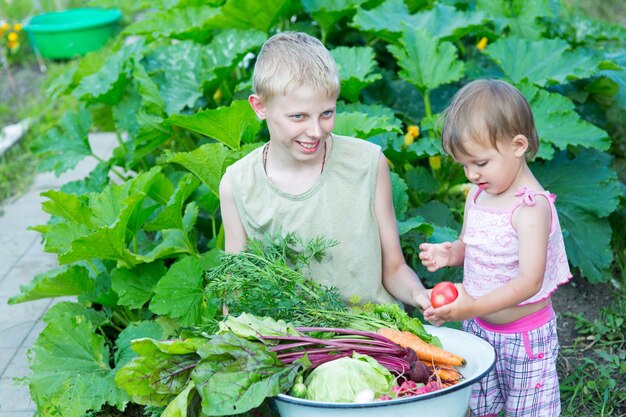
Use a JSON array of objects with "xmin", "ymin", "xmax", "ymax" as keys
[{"xmin": 24, "ymin": 8, "xmax": 121, "ymax": 60}]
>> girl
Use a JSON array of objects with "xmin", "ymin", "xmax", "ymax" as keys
[{"xmin": 419, "ymin": 79, "xmax": 572, "ymax": 416}]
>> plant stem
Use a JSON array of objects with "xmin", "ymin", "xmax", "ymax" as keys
[{"xmin": 423, "ymin": 90, "xmax": 432, "ymax": 119}]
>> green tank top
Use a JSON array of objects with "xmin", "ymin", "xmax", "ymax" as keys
[{"xmin": 224, "ymin": 135, "xmax": 395, "ymax": 304}]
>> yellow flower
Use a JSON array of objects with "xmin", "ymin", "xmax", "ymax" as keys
[
  {"xmin": 407, "ymin": 125, "xmax": 419, "ymax": 138},
  {"xmin": 7, "ymin": 32, "xmax": 18, "ymax": 42},
  {"xmin": 429, "ymin": 155, "xmax": 441, "ymax": 170},
  {"xmin": 212, "ymin": 87, "xmax": 223, "ymax": 102},
  {"xmin": 13, "ymin": 23, "xmax": 22, "ymax": 31},
  {"xmin": 404, "ymin": 132, "xmax": 414, "ymax": 146},
  {"xmin": 8, "ymin": 40, "xmax": 19, "ymax": 49},
  {"xmin": 1, "ymin": 22, "xmax": 10, "ymax": 31},
  {"xmin": 477, "ymin": 37, "xmax": 488, "ymax": 51}
]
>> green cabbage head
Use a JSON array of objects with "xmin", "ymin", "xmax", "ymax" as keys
[{"xmin": 304, "ymin": 353, "xmax": 395, "ymax": 402}]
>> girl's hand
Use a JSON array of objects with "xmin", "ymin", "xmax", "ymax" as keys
[
  {"xmin": 418, "ymin": 242, "xmax": 453, "ymax": 272},
  {"xmin": 423, "ymin": 284, "xmax": 475, "ymax": 324}
]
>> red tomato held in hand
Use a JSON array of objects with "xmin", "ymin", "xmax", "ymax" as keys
[{"xmin": 430, "ymin": 281, "xmax": 458, "ymax": 308}]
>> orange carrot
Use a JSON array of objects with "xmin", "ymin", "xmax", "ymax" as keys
[
  {"xmin": 377, "ymin": 328, "xmax": 466, "ymax": 367},
  {"xmin": 428, "ymin": 364, "xmax": 462, "ymax": 382}
]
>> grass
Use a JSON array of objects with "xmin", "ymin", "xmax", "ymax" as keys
[{"xmin": 559, "ymin": 295, "xmax": 626, "ymax": 416}]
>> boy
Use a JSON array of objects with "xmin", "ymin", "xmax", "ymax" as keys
[{"xmin": 219, "ymin": 32, "xmax": 429, "ymax": 308}]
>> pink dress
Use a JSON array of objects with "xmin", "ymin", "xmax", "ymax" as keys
[{"xmin": 462, "ymin": 187, "xmax": 572, "ymax": 305}]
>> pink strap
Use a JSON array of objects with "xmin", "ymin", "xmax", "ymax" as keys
[{"xmin": 515, "ymin": 187, "xmax": 556, "ymax": 206}]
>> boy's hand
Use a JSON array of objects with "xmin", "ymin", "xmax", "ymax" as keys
[{"xmin": 418, "ymin": 242, "xmax": 453, "ymax": 272}]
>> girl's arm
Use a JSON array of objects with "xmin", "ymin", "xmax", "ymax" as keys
[
  {"xmin": 373, "ymin": 155, "xmax": 430, "ymax": 310},
  {"xmin": 425, "ymin": 196, "xmax": 552, "ymax": 322},
  {"xmin": 218, "ymin": 172, "xmax": 248, "ymax": 253}
]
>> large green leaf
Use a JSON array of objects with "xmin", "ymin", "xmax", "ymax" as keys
[
  {"xmin": 193, "ymin": 332, "xmax": 300, "ymax": 416},
  {"xmin": 150, "ymin": 256, "xmax": 210, "ymax": 326},
  {"xmin": 331, "ymin": 46, "xmax": 382, "ymax": 102},
  {"xmin": 476, "ymin": 0, "xmax": 550, "ymax": 40},
  {"xmin": 163, "ymin": 143, "xmax": 232, "ymax": 196},
  {"xmin": 115, "ymin": 338, "xmax": 200, "ymax": 406},
  {"xmin": 302, "ymin": 0, "xmax": 367, "ymax": 40},
  {"xmin": 145, "ymin": 174, "xmax": 201, "ymax": 231},
  {"xmin": 351, "ymin": 0, "xmax": 415, "ymax": 42},
  {"xmin": 165, "ymin": 100, "xmax": 260, "ymax": 150},
  {"xmin": 58, "ymin": 193, "xmax": 144, "ymax": 267},
  {"xmin": 111, "ymin": 261, "xmax": 167, "ymax": 309},
  {"xmin": 518, "ymin": 83, "xmax": 610, "ymax": 152},
  {"xmin": 410, "ymin": 3, "xmax": 489, "ymax": 40},
  {"xmin": 8, "ymin": 265, "xmax": 94, "ymax": 303},
  {"xmin": 123, "ymin": 6, "xmax": 220, "ymax": 41},
  {"xmin": 532, "ymin": 149, "xmax": 620, "ymax": 283},
  {"xmin": 28, "ymin": 314, "xmax": 128, "ymax": 417},
  {"xmin": 40, "ymin": 189, "xmax": 91, "ymax": 226},
  {"xmin": 334, "ymin": 111, "xmax": 401, "ymax": 139},
  {"xmin": 207, "ymin": 0, "xmax": 291, "ymax": 32},
  {"xmin": 387, "ymin": 28, "xmax": 464, "ymax": 94},
  {"xmin": 115, "ymin": 321, "xmax": 165, "ymax": 369},
  {"xmin": 143, "ymin": 41, "xmax": 209, "ymax": 115},
  {"xmin": 72, "ymin": 41, "xmax": 143, "ymax": 105},
  {"xmin": 31, "ymin": 110, "xmax": 93, "ymax": 176},
  {"xmin": 485, "ymin": 37, "xmax": 599, "ymax": 86}
]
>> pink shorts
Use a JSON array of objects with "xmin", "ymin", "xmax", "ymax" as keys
[{"xmin": 462, "ymin": 304, "xmax": 561, "ymax": 417}]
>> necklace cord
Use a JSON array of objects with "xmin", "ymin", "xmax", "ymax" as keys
[{"xmin": 263, "ymin": 138, "xmax": 328, "ymax": 175}]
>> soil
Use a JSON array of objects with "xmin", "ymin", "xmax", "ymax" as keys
[{"xmin": 551, "ymin": 274, "xmax": 609, "ymax": 348}]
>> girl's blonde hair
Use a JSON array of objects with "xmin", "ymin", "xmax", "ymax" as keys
[
  {"xmin": 252, "ymin": 31, "xmax": 340, "ymax": 101},
  {"xmin": 441, "ymin": 79, "xmax": 539, "ymax": 158}
]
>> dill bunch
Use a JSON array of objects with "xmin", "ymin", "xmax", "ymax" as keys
[{"xmin": 204, "ymin": 233, "xmax": 348, "ymax": 327}]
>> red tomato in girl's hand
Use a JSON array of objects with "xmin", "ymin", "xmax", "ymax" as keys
[{"xmin": 430, "ymin": 281, "xmax": 458, "ymax": 308}]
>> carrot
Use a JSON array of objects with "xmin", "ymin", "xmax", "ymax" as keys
[
  {"xmin": 427, "ymin": 364, "xmax": 462, "ymax": 382},
  {"xmin": 377, "ymin": 328, "xmax": 466, "ymax": 367}
]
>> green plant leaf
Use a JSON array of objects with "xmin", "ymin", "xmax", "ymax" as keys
[
  {"xmin": 165, "ymin": 100, "xmax": 260, "ymax": 150},
  {"xmin": 145, "ymin": 174, "xmax": 201, "ymax": 231},
  {"xmin": 40, "ymin": 189, "xmax": 92, "ymax": 226},
  {"xmin": 351, "ymin": 0, "xmax": 414, "ymax": 42},
  {"xmin": 485, "ymin": 37, "xmax": 599, "ymax": 86},
  {"xmin": 28, "ymin": 314, "xmax": 128, "ymax": 417},
  {"xmin": 31, "ymin": 109, "xmax": 93, "ymax": 176},
  {"xmin": 123, "ymin": 6, "xmax": 220, "ymax": 41},
  {"xmin": 115, "ymin": 338, "xmax": 201, "ymax": 406},
  {"xmin": 410, "ymin": 3, "xmax": 489, "ymax": 40},
  {"xmin": 111, "ymin": 261, "xmax": 167, "ymax": 309},
  {"xmin": 532, "ymin": 149, "xmax": 620, "ymax": 283},
  {"xmin": 331, "ymin": 46, "xmax": 382, "ymax": 102},
  {"xmin": 163, "ymin": 143, "xmax": 232, "ymax": 197},
  {"xmin": 390, "ymin": 171, "xmax": 409, "ymax": 219},
  {"xmin": 8, "ymin": 265, "xmax": 94, "ymax": 303},
  {"xmin": 302, "ymin": 0, "xmax": 367, "ymax": 40},
  {"xmin": 115, "ymin": 321, "xmax": 165, "ymax": 369},
  {"xmin": 193, "ymin": 332, "xmax": 300, "ymax": 416},
  {"xmin": 518, "ymin": 83, "xmax": 610, "ymax": 152},
  {"xmin": 42, "ymin": 301, "xmax": 108, "ymax": 326},
  {"xmin": 206, "ymin": 0, "xmax": 291, "ymax": 33},
  {"xmin": 150, "ymin": 256, "xmax": 210, "ymax": 326},
  {"xmin": 476, "ymin": 0, "xmax": 550, "ymax": 39},
  {"xmin": 72, "ymin": 41, "xmax": 143, "ymax": 105},
  {"xmin": 334, "ymin": 111, "xmax": 401, "ymax": 139},
  {"xmin": 397, "ymin": 215, "xmax": 433, "ymax": 237},
  {"xmin": 143, "ymin": 41, "xmax": 209, "ymax": 115},
  {"xmin": 387, "ymin": 28, "xmax": 464, "ymax": 94},
  {"xmin": 58, "ymin": 193, "xmax": 144, "ymax": 267},
  {"xmin": 162, "ymin": 382, "xmax": 196, "ymax": 417}
]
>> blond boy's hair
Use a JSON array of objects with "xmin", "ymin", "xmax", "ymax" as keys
[
  {"xmin": 252, "ymin": 31, "xmax": 340, "ymax": 101},
  {"xmin": 441, "ymin": 79, "xmax": 539, "ymax": 158}
]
